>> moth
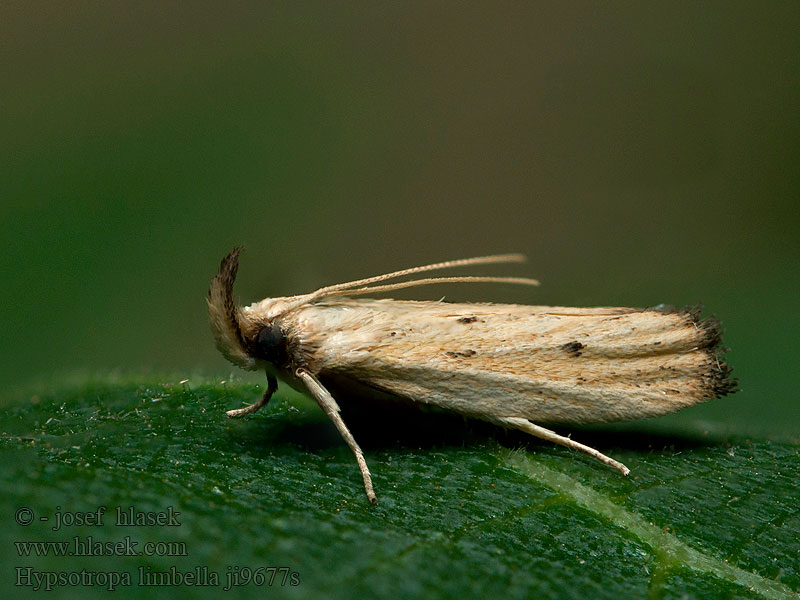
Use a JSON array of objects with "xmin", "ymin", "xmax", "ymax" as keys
[{"xmin": 208, "ymin": 248, "xmax": 735, "ymax": 503}]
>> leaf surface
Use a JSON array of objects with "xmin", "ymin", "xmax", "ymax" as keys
[{"xmin": 1, "ymin": 380, "xmax": 797, "ymax": 599}]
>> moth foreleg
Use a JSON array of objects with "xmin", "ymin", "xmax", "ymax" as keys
[
  {"xmin": 296, "ymin": 369, "xmax": 378, "ymax": 504},
  {"xmin": 495, "ymin": 416, "xmax": 631, "ymax": 476},
  {"xmin": 227, "ymin": 373, "xmax": 278, "ymax": 418}
]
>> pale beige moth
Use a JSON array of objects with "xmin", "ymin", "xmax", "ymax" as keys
[{"xmin": 208, "ymin": 249, "xmax": 735, "ymax": 503}]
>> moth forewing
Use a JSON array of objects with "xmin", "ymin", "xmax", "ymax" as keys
[
  {"xmin": 208, "ymin": 249, "xmax": 735, "ymax": 504},
  {"xmin": 280, "ymin": 301, "xmax": 732, "ymax": 428}
]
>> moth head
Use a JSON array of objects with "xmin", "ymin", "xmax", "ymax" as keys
[
  {"xmin": 208, "ymin": 248, "xmax": 295, "ymax": 371},
  {"xmin": 250, "ymin": 322, "xmax": 288, "ymax": 366},
  {"xmin": 207, "ymin": 248, "xmax": 258, "ymax": 370}
]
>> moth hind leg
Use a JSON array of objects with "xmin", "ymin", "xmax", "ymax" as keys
[{"xmin": 495, "ymin": 416, "xmax": 630, "ymax": 476}]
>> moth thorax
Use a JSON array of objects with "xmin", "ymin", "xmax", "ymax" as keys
[{"xmin": 252, "ymin": 323, "xmax": 288, "ymax": 365}]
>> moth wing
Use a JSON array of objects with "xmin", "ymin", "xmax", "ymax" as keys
[{"xmin": 296, "ymin": 299, "xmax": 732, "ymax": 425}]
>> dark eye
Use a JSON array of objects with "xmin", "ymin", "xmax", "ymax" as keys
[{"xmin": 253, "ymin": 324, "xmax": 287, "ymax": 365}]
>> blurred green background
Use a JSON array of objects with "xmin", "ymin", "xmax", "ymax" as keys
[{"xmin": 1, "ymin": 2, "xmax": 798, "ymax": 435}]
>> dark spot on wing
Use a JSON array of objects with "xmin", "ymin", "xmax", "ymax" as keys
[
  {"xmin": 561, "ymin": 341, "xmax": 585, "ymax": 357},
  {"xmin": 444, "ymin": 349, "xmax": 476, "ymax": 358},
  {"xmin": 457, "ymin": 316, "xmax": 478, "ymax": 324}
]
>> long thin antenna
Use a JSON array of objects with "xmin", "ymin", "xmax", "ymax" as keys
[
  {"xmin": 319, "ymin": 275, "xmax": 540, "ymax": 299},
  {"xmin": 313, "ymin": 253, "xmax": 525, "ymax": 296},
  {"xmin": 278, "ymin": 253, "xmax": 528, "ymax": 314}
]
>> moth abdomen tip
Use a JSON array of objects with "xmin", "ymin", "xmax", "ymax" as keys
[
  {"xmin": 647, "ymin": 303, "xmax": 736, "ymax": 400},
  {"xmin": 710, "ymin": 360, "xmax": 738, "ymax": 398},
  {"xmin": 694, "ymin": 311, "xmax": 737, "ymax": 399}
]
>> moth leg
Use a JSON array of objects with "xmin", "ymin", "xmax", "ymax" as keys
[
  {"xmin": 296, "ymin": 369, "xmax": 378, "ymax": 504},
  {"xmin": 227, "ymin": 373, "xmax": 278, "ymax": 418},
  {"xmin": 495, "ymin": 416, "xmax": 631, "ymax": 476}
]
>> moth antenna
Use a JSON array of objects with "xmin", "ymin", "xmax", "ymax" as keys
[
  {"xmin": 312, "ymin": 253, "xmax": 526, "ymax": 294},
  {"xmin": 319, "ymin": 275, "xmax": 540, "ymax": 298},
  {"xmin": 278, "ymin": 253, "xmax": 527, "ymax": 314}
]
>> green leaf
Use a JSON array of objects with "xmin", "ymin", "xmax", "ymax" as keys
[{"xmin": 1, "ymin": 378, "xmax": 798, "ymax": 599}]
